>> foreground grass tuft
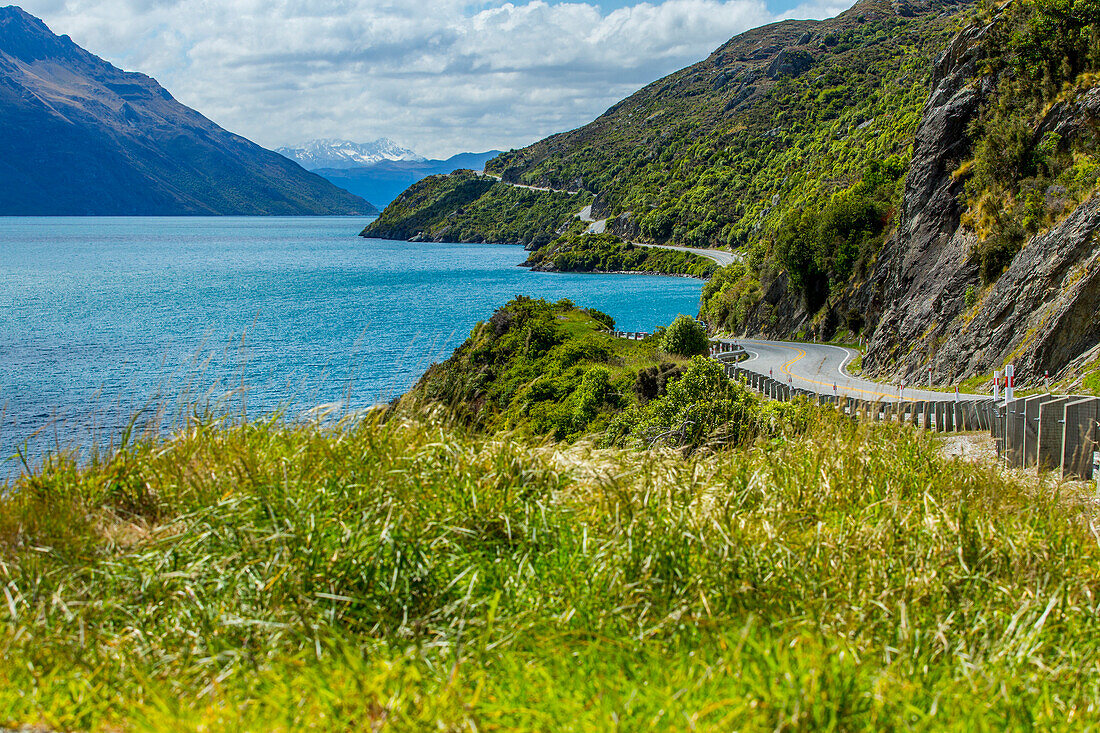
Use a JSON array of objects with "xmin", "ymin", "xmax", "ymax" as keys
[{"xmin": 2, "ymin": 410, "xmax": 1100, "ymax": 730}]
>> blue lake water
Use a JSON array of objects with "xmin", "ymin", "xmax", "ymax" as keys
[{"xmin": 0, "ymin": 217, "xmax": 702, "ymax": 473}]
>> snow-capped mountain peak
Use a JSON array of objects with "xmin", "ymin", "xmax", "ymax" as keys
[{"xmin": 275, "ymin": 138, "xmax": 424, "ymax": 170}]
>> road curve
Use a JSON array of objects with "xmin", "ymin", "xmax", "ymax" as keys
[
  {"xmin": 729, "ymin": 339, "xmax": 986, "ymax": 403},
  {"xmin": 635, "ymin": 242, "xmax": 740, "ymax": 267}
]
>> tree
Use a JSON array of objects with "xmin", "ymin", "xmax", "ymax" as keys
[{"xmin": 660, "ymin": 315, "xmax": 709, "ymax": 357}]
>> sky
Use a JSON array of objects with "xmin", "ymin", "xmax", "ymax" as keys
[{"xmin": 17, "ymin": 0, "xmax": 850, "ymax": 158}]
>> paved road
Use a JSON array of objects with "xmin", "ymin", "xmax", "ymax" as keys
[
  {"xmin": 729, "ymin": 338, "xmax": 987, "ymax": 403},
  {"xmin": 635, "ymin": 242, "xmax": 740, "ymax": 266}
]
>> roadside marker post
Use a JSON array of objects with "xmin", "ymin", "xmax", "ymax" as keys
[
  {"xmin": 928, "ymin": 366, "xmax": 932, "ymax": 387},
  {"xmin": 994, "ymin": 370, "xmax": 1001, "ymax": 402},
  {"xmin": 1005, "ymin": 364, "xmax": 1015, "ymax": 402}
]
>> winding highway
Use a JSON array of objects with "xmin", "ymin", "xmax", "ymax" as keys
[
  {"xmin": 489, "ymin": 175, "xmax": 742, "ymax": 267},
  {"xmin": 729, "ymin": 339, "xmax": 987, "ymax": 403}
]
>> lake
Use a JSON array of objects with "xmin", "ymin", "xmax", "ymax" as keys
[{"xmin": 0, "ymin": 217, "xmax": 703, "ymax": 474}]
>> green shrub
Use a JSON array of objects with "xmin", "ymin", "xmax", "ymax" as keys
[
  {"xmin": 606, "ymin": 355, "xmax": 814, "ymax": 448},
  {"xmin": 660, "ymin": 315, "xmax": 709, "ymax": 357}
]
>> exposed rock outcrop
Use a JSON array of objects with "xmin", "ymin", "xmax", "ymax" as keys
[
  {"xmin": 766, "ymin": 49, "xmax": 814, "ymax": 79},
  {"xmin": 863, "ymin": 18, "xmax": 1100, "ymax": 385}
]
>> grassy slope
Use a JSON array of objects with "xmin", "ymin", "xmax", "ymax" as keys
[{"xmin": 3, "ymin": 411, "xmax": 1100, "ymax": 730}]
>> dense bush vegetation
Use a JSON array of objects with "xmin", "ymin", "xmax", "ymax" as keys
[
  {"xmin": 412, "ymin": 296, "xmax": 645, "ymax": 439},
  {"xmin": 524, "ymin": 232, "xmax": 717, "ymax": 277},
  {"xmin": 606, "ymin": 355, "xmax": 815, "ymax": 448},
  {"xmin": 410, "ymin": 296, "xmax": 789, "ymax": 448},
  {"xmin": 363, "ymin": 172, "xmax": 589, "ymax": 247},
  {"xmin": 699, "ymin": 261, "xmax": 765, "ymax": 333},
  {"xmin": 962, "ymin": 0, "xmax": 1100, "ymax": 280},
  {"xmin": 773, "ymin": 158, "xmax": 904, "ymax": 306}
]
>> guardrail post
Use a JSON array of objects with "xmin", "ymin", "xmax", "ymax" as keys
[
  {"xmin": 1038, "ymin": 397, "xmax": 1074, "ymax": 472},
  {"xmin": 1022, "ymin": 394, "xmax": 1053, "ymax": 468},
  {"xmin": 1062, "ymin": 397, "xmax": 1099, "ymax": 480},
  {"xmin": 992, "ymin": 402, "xmax": 1003, "ymax": 455},
  {"xmin": 977, "ymin": 400, "xmax": 991, "ymax": 432},
  {"xmin": 1005, "ymin": 398, "xmax": 1026, "ymax": 467}
]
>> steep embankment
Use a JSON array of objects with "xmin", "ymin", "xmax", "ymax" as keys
[
  {"xmin": 0, "ymin": 6, "xmax": 374, "ymax": 216},
  {"xmin": 856, "ymin": 1, "xmax": 1100, "ymax": 385}
]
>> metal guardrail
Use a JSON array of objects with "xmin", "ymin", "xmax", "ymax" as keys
[{"xmin": 720, "ymin": 360, "xmax": 1100, "ymax": 481}]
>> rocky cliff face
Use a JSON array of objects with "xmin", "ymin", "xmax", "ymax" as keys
[{"xmin": 861, "ymin": 18, "xmax": 1100, "ymax": 386}]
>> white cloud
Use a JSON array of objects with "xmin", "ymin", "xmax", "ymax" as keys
[
  {"xmin": 17, "ymin": 0, "xmax": 842, "ymax": 157},
  {"xmin": 777, "ymin": 0, "xmax": 850, "ymax": 20}
]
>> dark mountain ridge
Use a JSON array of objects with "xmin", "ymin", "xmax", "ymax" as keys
[{"xmin": 0, "ymin": 6, "xmax": 374, "ymax": 215}]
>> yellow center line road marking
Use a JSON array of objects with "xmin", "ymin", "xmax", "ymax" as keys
[{"xmin": 746, "ymin": 341, "xmax": 897, "ymax": 401}]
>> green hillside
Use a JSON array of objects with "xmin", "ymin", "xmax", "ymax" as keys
[
  {"xmin": 362, "ymin": 171, "xmax": 589, "ymax": 248},
  {"xmin": 486, "ymin": 0, "xmax": 959, "ymax": 252},
  {"xmin": 366, "ymin": 0, "xmax": 972, "ymax": 257}
]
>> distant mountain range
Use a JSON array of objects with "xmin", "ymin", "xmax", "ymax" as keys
[
  {"xmin": 310, "ymin": 151, "xmax": 503, "ymax": 208},
  {"xmin": 275, "ymin": 138, "xmax": 424, "ymax": 170},
  {"xmin": 0, "ymin": 6, "xmax": 374, "ymax": 215}
]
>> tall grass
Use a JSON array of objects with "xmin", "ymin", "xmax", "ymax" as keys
[{"xmin": 2, "ymin": 408, "xmax": 1099, "ymax": 730}]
